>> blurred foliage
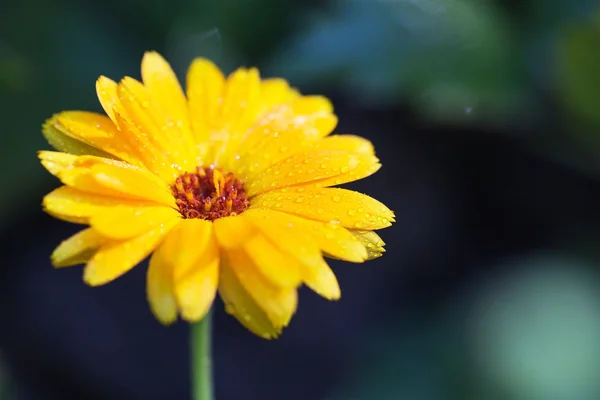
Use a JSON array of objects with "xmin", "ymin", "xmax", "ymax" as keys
[{"xmin": 326, "ymin": 254, "xmax": 600, "ymax": 400}]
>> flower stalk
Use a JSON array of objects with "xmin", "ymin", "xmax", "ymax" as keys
[{"xmin": 191, "ymin": 310, "xmax": 213, "ymax": 400}]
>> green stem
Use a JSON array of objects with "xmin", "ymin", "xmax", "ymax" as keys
[{"xmin": 191, "ymin": 310, "xmax": 213, "ymax": 400}]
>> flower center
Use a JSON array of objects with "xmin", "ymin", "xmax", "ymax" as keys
[{"xmin": 171, "ymin": 167, "xmax": 249, "ymax": 220}]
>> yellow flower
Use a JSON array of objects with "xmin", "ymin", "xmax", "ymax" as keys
[{"xmin": 39, "ymin": 52, "xmax": 394, "ymax": 338}]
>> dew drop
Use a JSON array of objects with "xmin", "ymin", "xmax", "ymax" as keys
[
  {"xmin": 348, "ymin": 209, "xmax": 357, "ymax": 216},
  {"xmin": 317, "ymin": 208, "xmax": 324, "ymax": 214},
  {"xmin": 295, "ymin": 197, "xmax": 305, "ymax": 203},
  {"xmin": 320, "ymin": 163, "xmax": 328, "ymax": 169},
  {"xmin": 341, "ymin": 166, "xmax": 349, "ymax": 173},
  {"xmin": 332, "ymin": 195, "xmax": 341, "ymax": 203},
  {"xmin": 225, "ymin": 304, "xmax": 235, "ymax": 315},
  {"xmin": 354, "ymin": 221, "xmax": 364, "ymax": 228}
]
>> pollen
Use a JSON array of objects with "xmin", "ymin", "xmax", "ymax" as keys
[{"xmin": 171, "ymin": 166, "xmax": 249, "ymax": 220}]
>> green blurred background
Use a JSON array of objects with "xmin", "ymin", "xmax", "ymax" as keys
[{"xmin": 2, "ymin": 0, "xmax": 600, "ymax": 399}]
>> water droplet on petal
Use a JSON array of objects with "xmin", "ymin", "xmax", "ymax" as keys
[
  {"xmin": 332, "ymin": 195, "xmax": 341, "ymax": 203},
  {"xmin": 295, "ymin": 197, "xmax": 305, "ymax": 203}
]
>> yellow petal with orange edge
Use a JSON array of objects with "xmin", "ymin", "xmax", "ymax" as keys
[
  {"xmin": 251, "ymin": 187, "xmax": 394, "ymax": 230},
  {"xmin": 90, "ymin": 205, "xmax": 180, "ymax": 239},
  {"xmin": 223, "ymin": 249, "xmax": 297, "ymax": 329},
  {"xmin": 186, "ymin": 58, "xmax": 225, "ymax": 147},
  {"xmin": 351, "ymin": 230, "xmax": 386, "ymax": 260},
  {"xmin": 117, "ymin": 77, "xmax": 194, "ymax": 171},
  {"xmin": 245, "ymin": 151, "xmax": 377, "ymax": 197},
  {"xmin": 90, "ymin": 163, "xmax": 176, "ymax": 207},
  {"xmin": 213, "ymin": 215, "xmax": 258, "ymax": 249},
  {"xmin": 46, "ymin": 112, "xmax": 145, "ymax": 168},
  {"xmin": 83, "ymin": 218, "xmax": 178, "ymax": 286},
  {"xmin": 154, "ymin": 219, "xmax": 219, "ymax": 322},
  {"xmin": 51, "ymin": 228, "xmax": 107, "ymax": 267},
  {"xmin": 218, "ymin": 261, "xmax": 281, "ymax": 339},
  {"xmin": 43, "ymin": 186, "xmax": 156, "ymax": 224},
  {"xmin": 147, "ymin": 250, "xmax": 178, "ymax": 325}
]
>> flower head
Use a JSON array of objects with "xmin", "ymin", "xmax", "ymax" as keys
[{"xmin": 39, "ymin": 52, "xmax": 394, "ymax": 338}]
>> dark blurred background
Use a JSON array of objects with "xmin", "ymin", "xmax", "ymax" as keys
[{"xmin": 2, "ymin": 0, "xmax": 600, "ymax": 399}]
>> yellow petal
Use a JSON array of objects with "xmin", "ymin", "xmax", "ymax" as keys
[
  {"xmin": 243, "ymin": 208, "xmax": 323, "ymax": 268},
  {"xmin": 174, "ymin": 242, "xmax": 219, "ymax": 322},
  {"xmin": 223, "ymin": 249, "xmax": 297, "ymax": 329},
  {"xmin": 302, "ymin": 258, "xmax": 341, "ymax": 300},
  {"xmin": 213, "ymin": 215, "xmax": 258, "ymax": 249},
  {"xmin": 315, "ymin": 134, "xmax": 375, "ymax": 155},
  {"xmin": 351, "ymin": 230, "xmax": 386, "ymax": 260},
  {"xmin": 42, "ymin": 119, "xmax": 114, "ymax": 158},
  {"xmin": 90, "ymin": 163, "xmax": 176, "ymax": 207},
  {"xmin": 242, "ymin": 233, "xmax": 302, "ymax": 288},
  {"xmin": 117, "ymin": 77, "xmax": 194, "ymax": 173},
  {"xmin": 245, "ymin": 209, "xmax": 366, "ymax": 262},
  {"xmin": 140, "ymin": 53, "xmax": 198, "ymax": 169},
  {"xmin": 90, "ymin": 205, "xmax": 180, "ymax": 239},
  {"xmin": 43, "ymin": 186, "xmax": 156, "ymax": 224},
  {"xmin": 39, "ymin": 152, "xmax": 175, "ymax": 206},
  {"xmin": 251, "ymin": 187, "xmax": 394, "ymax": 230},
  {"xmin": 51, "ymin": 228, "xmax": 107, "ymax": 267},
  {"xmin": 83, "ymin": 219, "xmax": 178, "ymax": 286},
  {"xmin": 147, "ymin": 250, "xmax": 178, "ymax": 325},
  {"xmin": 242, "ymin": 208, "xmax": 341, "ymax": 299},
  {"xmin": 225, "ymin": 102, "xmax": 338, "ymax": 178},
  {"xmin": 289, "ymin": 96, "xmax": 337, "ymax": 137},
  {"xmin": 245, "ymin": 151, "xmax": 379, "ymax": 197},
  {"xmin": 259, "ymin": 78, "xmax": 299, "ymax": 111},
  {"xmin": 209, "ymin": 67, "xmax": 261, "ymax": 165},
  {"xmin": 45, "ymin": 112, "xmax": 145, "ymax": 168},
  {"xmin": 141, "ymin": 51, "xmax": 190, "ymax": 133},
  {"xmin": 220, "ymin": 67, "xmax": 261, "ymax": 134},
  {"xmin": 38, "ymin": 151, "xmax": 78, "ymax": 175},
  {"xmin": 96, "ymin": 76, "xmax": 120, "ymax": 126},
  {"xmin": 155, "ymin": 219, "xmax": 219, "ymax": 322},
  {"xmin": 218, "ymin": 261, "xmax": 281, "ymax": 339},
  {"xmin": 186, "ymin": 58, "xmax": 225, "ymax": 149}
]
